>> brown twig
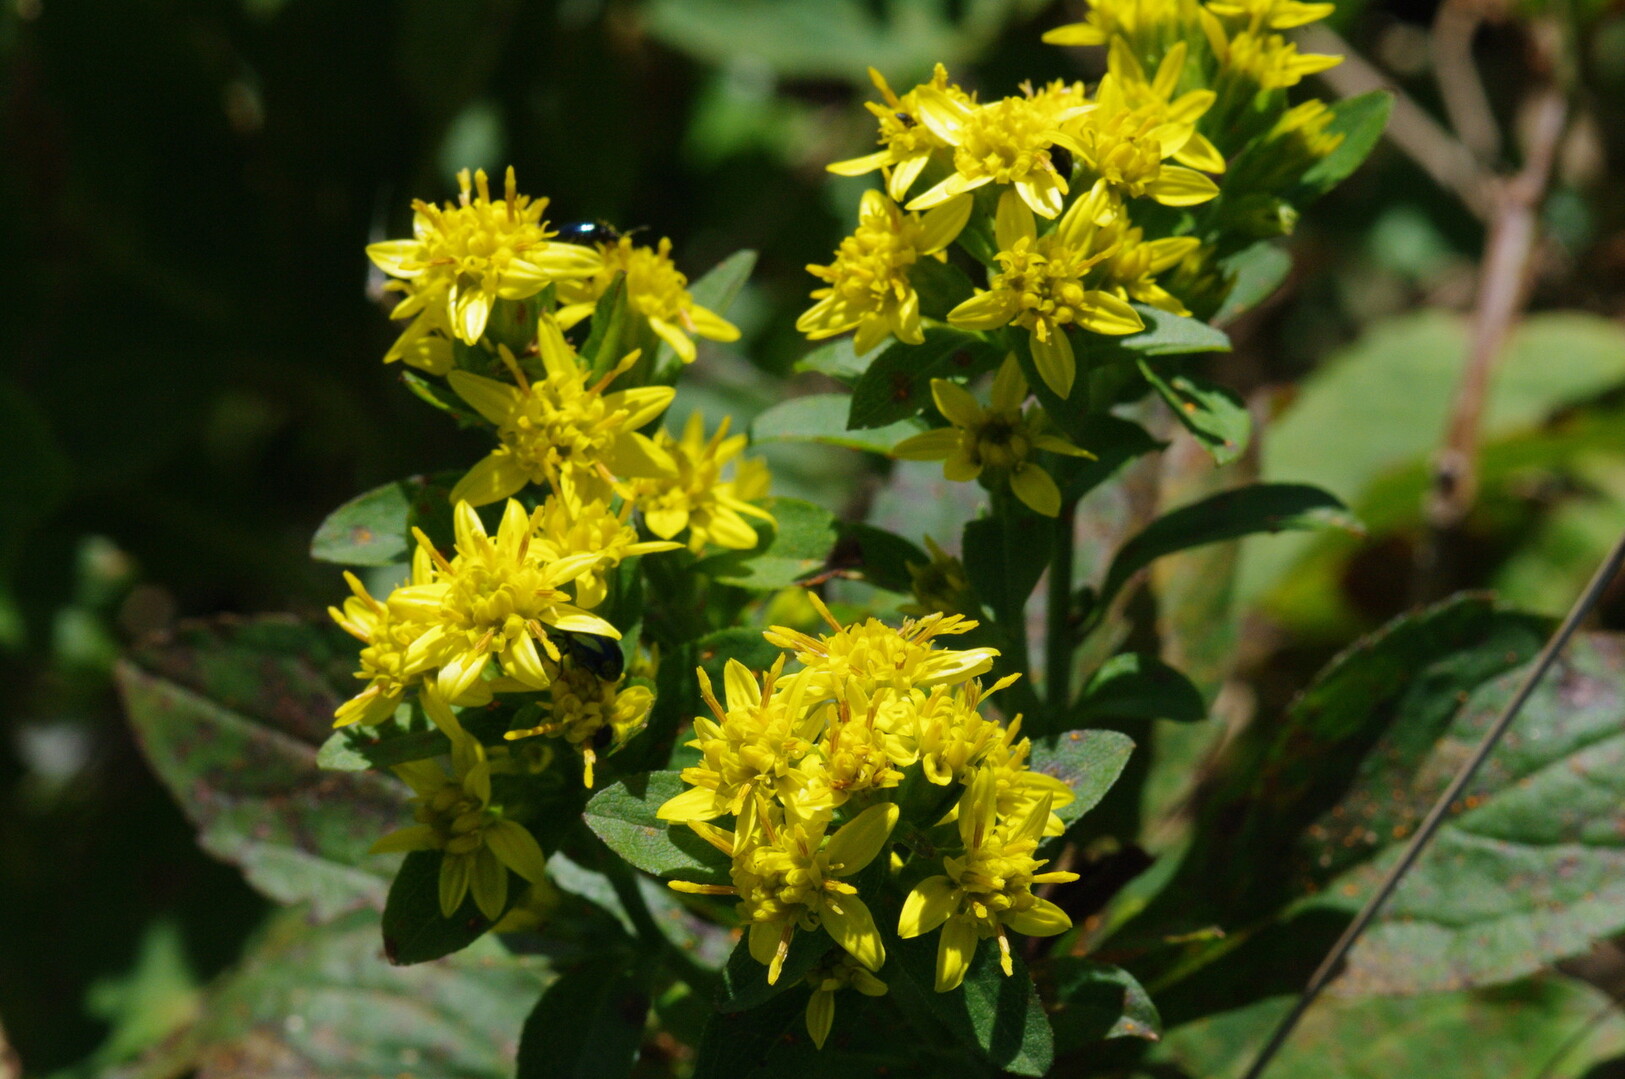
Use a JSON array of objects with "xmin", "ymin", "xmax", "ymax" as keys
[
  {"xmin": 1432, "ymin": 0, "xmax": 1504, "ymax": 165},
  {"xmin": 1296, "ymin": 23, "xmax": 1496, "ymax": 220},
  {"xmin": 1418, "ymin": 85, "xmax": 1568, "ymax": 598}
]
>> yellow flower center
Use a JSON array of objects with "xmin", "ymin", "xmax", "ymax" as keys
[
  {"xmin": 989, "ymin": 235, "xmax": 1115, "ymax": 333},
  {"xmin": 952, "ymin": 97, "xmax": 1068, "ymax": 185},
  {"xmin": 809, "ymin": 200, "xmax": 922, "ymax": 312},
  {"xmin": 609, "ymin": 237, "xmax": 695, "ymax": 324},
  {"xmin": 949, "ymin": 832, "xmax": 1046, "ymax": 928},
  {"xmin": 416, "ymin": 780, "xmax": 497, "ymax": 856},
  {"xmin": 500, "ymin": 376, "xmax": 620, "ymax": 478},
  {"xmin": 443, "ymin": 547, "xmax": 567, "ymax": 656},
  {"xmin": 411, "ymin": 170, "xmax": 558, "ymax": 296},
  {"xmin": 1075, "ymin": 106, "xmax": 1174, "ymax": 195}
]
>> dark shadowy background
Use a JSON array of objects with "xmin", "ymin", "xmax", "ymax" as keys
[{"xmin": 3, "ymin": 0, "xmax": 1624, "ymax": 1072}]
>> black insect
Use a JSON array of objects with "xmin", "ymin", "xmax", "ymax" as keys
[
  {"xmin": 1049, "ymin": 145, "xmax": 1074, "ymax": 179},
  {"xmin": 560, "ymin": 220, "xmax": 622, "ymax": 246},
  {"xmin": 894, "ymin": 111, "xmax": 918, "ymax": 128},
  {"xmin": 559, "ymin": 629, "xmax": 626, "ymax": 681}
]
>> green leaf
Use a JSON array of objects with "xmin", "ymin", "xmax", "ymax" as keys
[
  {"xmin": 582, "ymin": 772, "xmax": 732, "ymax": 883},
  {"xmin": 1138, "ymin": 360, "xmax": 1252, "ymax": 466},
  {"xmin": 962, "ymin": 515, "xmax": 1050, "ymax": 628},
  {"xmin": 847, "ymin": 329, "xmax": 1002, "ymax": 430},
  {"xmin": 311, "ymin": 477, "xmax": 421, "ymax": 566},
  {"xmin": 750, "ymin": 394, "xmax": 926, "ymax": 454},
  {"xmin": 793, "ymin": 337, "xmax": 871, "ymax": 384},
  {"xmin": 1086, "ymin": 303, "xmax": 1231, "ymax": 360},
  {"xmin": 1100, "ymin": 483, "xmax": 1360, "ymax": 608},
  {"xmin": 316, "ymin": 705, "xmax": 515, "ymax": 772},
  {"xmin": 381, "ymin": 849, "xmax": 518, "ymax": 965},
  {"xmin": 887, "ymin": 923, "xmax": 1055, "ymax": 1076},
  {"xmin": 130, "ymin": 906, "xmax": 546, "ymax": 1079},
  {"xmin": 1294, "ymin": 90, "xmax": 1394, "ymax": 202},
  {"xmin": 1046, "ymin": 959, "xmax": 1160, "ymax": 1053},
  {"xmin": 836, "ymin": 522, "xmax": 929, "ymax": 595},
  {"xmin": 701, "ymin": 497, "xmax": 838, "ymax": 590},
  {"xmin": 716, "ymin": 933, "xmax": 829, "ymax": 1015},
  {"xmin": 115, "ymin": 618, "xmax": 408, "ymax": 918},
  {"xmin": 1028, "ymin": 729, "xmax": 1135, "ymax": 826},
  {"xmin": 1214, "ymin": 242, "xmax": 1293, "ymax": 325},
  {"xmin": 693, "ymin": 986, "xmax": 804, "ymax": 1079},
  {"xmin": 1076, "ymin": 653, "xmax": 1207, "ymax": 723},
  {"xmin": 516, "ymin": 964, "xmax": 647, "ymax": 1079},
  {"xmin": 401, "ymin": 369, "xmax": 488, "ymax": 429},
  {"xmin": 1060, "ymin": 415, "xmax": 1166, "ymax": 501},
  {"xmin": 1299, "ymin": 625, "xmax": 1625, "ymax": 994},
  {"xmin": 581, "ymin": 274, "xmax": 635, "ymax": 375},
  {"xmin": 695, "ymin": 627, "xmax": 783, "ymax": 689},
  {"xmin": 1154, "ymin": 976, "xmax": 1625, "ymax": 1079},
  {"xmin": 687, "ymin": 249, "xmax": 756, "ymax": 318},
  {"xmin": 910, "ymin": 256, "xmax": 975, "ymax": 320}
]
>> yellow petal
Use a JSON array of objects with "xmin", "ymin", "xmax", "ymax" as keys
[
  {"xmin": 899, "ymin": 875, "xmax": 957, "ymax": 938},
  {"xmin": 1041, "ymin": 22, "xmax": 1104, "ymax": 46},
  {"xmin": 366, "ymin": 239, "xmax": 422, "ymax": 276},
  {"xmin": 947, "ymin": 290, "xmax": 1019, "ymax": 331},
  {"xmin": 806, "ymin": 989, "xmax": 835, "ymax": 1049},
  {"xmin": 437, "ymin": 650, "xmax": 491, "ymax": 703},
  {"xmin": 1030, "ymin": 327, "xmax": 1075, "ymax": 398},
  {"xmin": 469, "ymin": 848, "xmax": 509, "ymax": 922},
  {"xmin": 826, "ymin": 149, "xmax": 892, "ymax": 176},
  {"xmin": 821, "ymin": 893, "xmax": 885, "ymax": 972},
  {"xmin": 935, "ymin": 917, "xmax": 978, "ymax": 992},
  {"xmin": 449, "ymin": 452, "xmax": 530, "ymax": 508},
  {"xmin": 656, "ymin": 785, "xmax": 720, "ymax": 822},
  {"xmin": 688, "ymin": 305, "xmax": 741, "ymax": 342},
  {"xmin": 1010, "ymin": 463, "xmax": 1061, "ymax": 517},
  {"xmin": 1077, "ymin": 291, "xmax": 1144, "ymax": 336},
  {"xmin": 439, "ymin": 851, "xmax": 472, "ymax": 917},
  {"xmin": 920, "ymin": 193, "xmax": 972, "ymax": 254},
  {"xmin": 1146, "ymin": 167, "xmax": 1220, "ymax": 207},
  {"xmin": 929, "ymin": 379, "xmax": 983, "ymax": 429},
  {"xmin": 547, "ymin": 606, "xmax": 621, "ymax": 638},
  {"xmin": 825, "ymin": 803, "xmax": 899, "ymax": 876},
  {"xmin": 1005, "ymin": 897, "xmax": 1073, "ymax": 937},
  {"xmin": 486, "ymin": 818, "xmax": 549, "ymax": 883},
  {"xmin": 369, "ymin": 824, "xmax": 439, "ymax": 855},
  {"xmin": 502, "ymin": 632, "xmax": 552, "ymax": 689},
  {"xmin": 447, "ymin": 371, "xmax": 521, "ymax": 426},
  {"xmin": 989, "ymin": 353, "xmax": 1026, "ymax": 413},
  {"xmin": 888, "ymin": 152, "xmax": 930, "ymax": 202},
  {"xmin": 994, "ymin": 187, "xmax": 1036, "ymax": 253},
  {"xmin": 453, "ymin": 288, "xmax": 492, "ymax": 345},
  {"xmin": 892, "ymin": 428, "xmax": 961, "ymax": 461}
]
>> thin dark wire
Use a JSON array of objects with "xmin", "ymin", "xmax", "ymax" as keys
[{"xmin": 1241, "ymin": 530, "xmax": 1625, "ymax": 1079}]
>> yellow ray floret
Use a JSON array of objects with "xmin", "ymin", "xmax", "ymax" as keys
[
  {"xmin": 827, "ymin": 64, "xmax": 974, "ymax": 203},
  {"xmin": 629, "ymin": 412, "xmax": 775, "ymax": 553},
  {"xmin": 556, "ymin": 236, "xmax": 740, "ymax": 364}
]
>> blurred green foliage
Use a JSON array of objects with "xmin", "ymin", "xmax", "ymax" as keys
[{"xmin": 4, "ymin": 0, "xmax": 1625, "ymax": 1073}]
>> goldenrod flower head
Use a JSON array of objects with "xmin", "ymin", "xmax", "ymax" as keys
[
  {"xmin": 503, "ymin": 665, "xmax": 653, "ymax": 787},
  {"xmin": 1042, "ymin": 0, "xmax": 1206, "ymax": 54},
  {"xmin": 803, "ymin": 953, "xmax": 888, "ymax": 1049},
  {"xmin": 676, "ymin": 802, "xmax": 899, "ymax": 985},
  {"xmin": 391, "ymin": 499, "xmax": 620, "ymax": 702},
  {"xmin": 631, "ymin": 412, "xmax": 775, "ymax": 553},
  {"xmin": 1206, "ymin": 0, "xmax": 1335, "ymax": 32},
  {"xmin": 764, "ymin": 591, "xmax": 997, "ymax": 701},
  {"xmin": 657, "ymin": 657, "xmax": 825, "ymax": 827},
  {"xmin": 902, "ymin": 535, "xmax": 978, "ymax": 619},
  {"xmin": 914, "ymin": 675, "xmax": 1021, "ymax": 786},
  {"xmin": 328, "ymin": 548, "xmax": 445, "ymax": 727},
  {"xmin": 366, "ymin": 167, "xmax": 602, "ymax": 345},
  {"xmin": 531, "ymin": 482, "xmax": 682, "ymax": 609},
  {"xmin": 446, "ymin": 315, "xmax": 677, "ymax": 507},
  {"xmin": 1063, "ymin": 76, "xmax": 1221, "ymax": 210},
  {"xmin": 981, "ymin": 718, "xmax": 1075, "ymax": 837},
  {"xmin": 906, "ymin": 86, "xmax": 1091, "ymax": 220},
  {"xmin": 812, "ymin": 682, "xmax": 917, "ymax": 798},
  {"xmin": 1098, "ymin": 221, "xmax": 1202, "ymax": 316},
  {"xmin": 557, "ymin": 237, "xmax": 740, "ymax": 364},
  {"xmin": 797, "ymin": 189, "xmax": 971, "ymax": 355},
  {"xmin": 1213, "ymin": 26, "xmax": 1340, "ymax": 91},
  {"xmin": 948, "ymin": 189, "xmax": 1145, "ymax": 398},
  {"xmin": 893, "ymin": 353, "xmax": 1094, "ymax": 516},
  {"xmin": 380, "ymin": 283, "xmax": 456, "ymax": 374},
  {"xmin": 827, "ymin": 65, "xmax": 972, "ymax": 202},
  {"xmin": 1105, "ymin": 40, "xmax": 1227, "ymax": 174},
  {"xmin": 371, "ymin": 694, "xmax": 549, "ymax": 920},
  {"xmin": 897, "ymin": 768, "xmax": 1078, "ymax": 992}
]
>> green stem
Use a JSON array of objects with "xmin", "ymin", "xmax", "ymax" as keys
[{"xmin": 1045, "ymin": 497, "xmax": 1078, "ymax": 727}]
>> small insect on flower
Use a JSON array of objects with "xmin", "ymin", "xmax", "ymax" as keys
[{"xmin": 559, "ymin": 220, "xmax": 623, "ymax": 246}]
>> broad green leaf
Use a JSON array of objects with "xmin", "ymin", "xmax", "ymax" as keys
[
  {"xmin": 381, "ymin": 849, "xmax": 517, "ymax": 965},
  {"xmin": 1085, "ymin": 303, "xmax": 1231, "ymax": 361},
  {"xmin": 700, "ymin": 497, "xmax": 838, "ymax": 590},
  {"xmin": 1076, "ymin": 653, "xmax": 1207, "ymax": 723},
  {"xmin": 1300, "ymin": 627, "xmax": 1625, "ymax": 994},
  {"xmin": 125, "ymin": 905, "xmax": 546, "ymax": 1079},
  {"xmin": 750, "ymin": 394, "xmax": 927, "ymax": 454},
  {"xmin": 1028, "ymin": 730, "xmax": 1135, "ymax": 824},
  {"xmin": 1047, "ymin": 959, "xmax": 1160, "ymax": 1054},
  {"xmin": 886, "ymin": 920, "xmax": 1054, "ymax": 1076},
  {"xmin": 402, "ymin": 370, "xmax": 488, "ymax": 429},
  {"xmin": 962, "ymin": 515, "xmax": 1050, "ymax": 628},
  {"xmin": 793, "ymin": 337, "xmax": 870, "ymax": 384},
  {"xmin": 1139, "ymin": 360, "xmax": 1252, "ymax": 466},
  {"xmin": 1100, "ymin": 483, "xmax": 1359, "ymax": 609},
  {"xmin": 116, "ymin": 618, "xmax": 408, "ymax": 918},
  {"xmin": 1214, "ymin": 242, "xmax": 1293, "ymax": 325},
  {"xmin": 582, "ymin": 772, "xmax": 732, "ymax": 884},
  {"xmin": 717, "ymin": 933, "xmax": 829, "ymax": 1015},
  {"xmin": 316, "ymin": 704, "xmax": 513, "ymax": 772},
  {"xmin": 581, "ymin": 274, "xmax": 636, "ymax": 376},
  {"xmin": 311, "ymin": 477, "xmax": 421, "ymax": 566},
  {"xmin": 910, "ymin": 255, "xmax": 975, "ymax": 319},
  {"xmin": 1155, "ymin": 976, "xmax": 1625, "ymax": 1079},
  {"xmin": 687, "ymin": 248, "xmax": 757, "ymax": 318},
  {"xmin": 516, "ymin": 964, "xmax": 647, "ymax": 1079},
  {"xmin": 1060, "ymin": 415, "xmax": 1165, "ymax": 501},
  {"xmin": 695, "ymin": 627, "xmax": 782, "ymax": 689},
  {"xmin": 847, "ymin": 329, "xmax": 1002, "ymax": 430},
  {"xmin": 1294, "ymin": 90, "xmax": 1394, "ymax": 202}
]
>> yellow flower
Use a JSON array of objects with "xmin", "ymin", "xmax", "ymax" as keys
[
  {"xmin": 906, "ymin": 84, "xmax": 1090, "ymax": 220},
  {"xmin": 797, "ymin": 189, "xmax": 971, "ymax": 355},
  {"xmin": 892, "ymin": 353, "xmax": 1093, "ymax": 516},
  {"xmin": 328, "ymin": 547, "xmax": 450, "ymax": 727},
  {"xmin": 531, "ymin": 482, "xmax": 682, "ymax": 608},
  {"xmin": 1205, "ymin": 0, "xmax": 1335, "ymax": 31},
  {"xmin": 1041, "ymin": 0, "xmax": 1207, "ymax": 53},
  {"xmin": 380, "ymin": 282, "xmax": 455, "ymax": 374},
  {"xmin": 366, "ymin": 167, "xmax": 602, "ymax": 345},
  {"xmin": 1210, "ymin": 24, "xmax": 1340, "ymax": 95},
  {"xmin": 371, "ymin": 694, "xmax": 550, "ymax": 920},
  {"xmin": 556, "ymin": 236, "xmax": 740, "ymax": 364},
  {"xmin": 1098, "ymin": 221, "xmax": 1202, "ymax": 315},
  {"xmin": 1061, "ymin": 73, "xmax": 1221, "ymax": 211},
  {"xmin": 803, "ymin": 951, "xmax": 888, "ymax": 1049},
  {"xmin": 897, "ymin": 769, "xmax": 1077, "ymax": 992},
  {"xmin": 1104, "ymin": 40, "xmax": 1226, "ymax": 175},
  {"xmin": 763, "ymin": 591, "xmax": 996, "ymax": 702},
  {"xmin": 947, "ymin": 190, "xmax": 1144, "ymax": 398},
  {"xmin": 656, "ymin": 657, "xmax": 825, "ymax": 828},
  {"xmin": 827, "ymin": 64, "xmax": 975, "ymax": 203},
  {"xmin": 913, "ymin": 675, "xmax": 1022, "ymax": 786},
  {"xmin": 445, "ymin": 315, "xmax": 676, "ymax": 506},
  {"xmin": 503, "ymin": 665, "xmax": 654, "ymax": 787},
  {"xmin": 673, "ymin": 802, "xmax": 899, "ymax": 985},
  {"xmin": 630, "ymin": 412, "xmax": 775, "ymax": 553},
  {"xmin": 810, "ymin": 681, "xmax": 916, "ymax": 798},
  {"xmin": 390, "ymin": 499, "xmax": 621, "ymax": 701}
]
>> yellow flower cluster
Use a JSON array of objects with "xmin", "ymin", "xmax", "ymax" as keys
[{"xmin": 659, "ymin": 595, "xmax": 1078, "ymax": 1043}]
